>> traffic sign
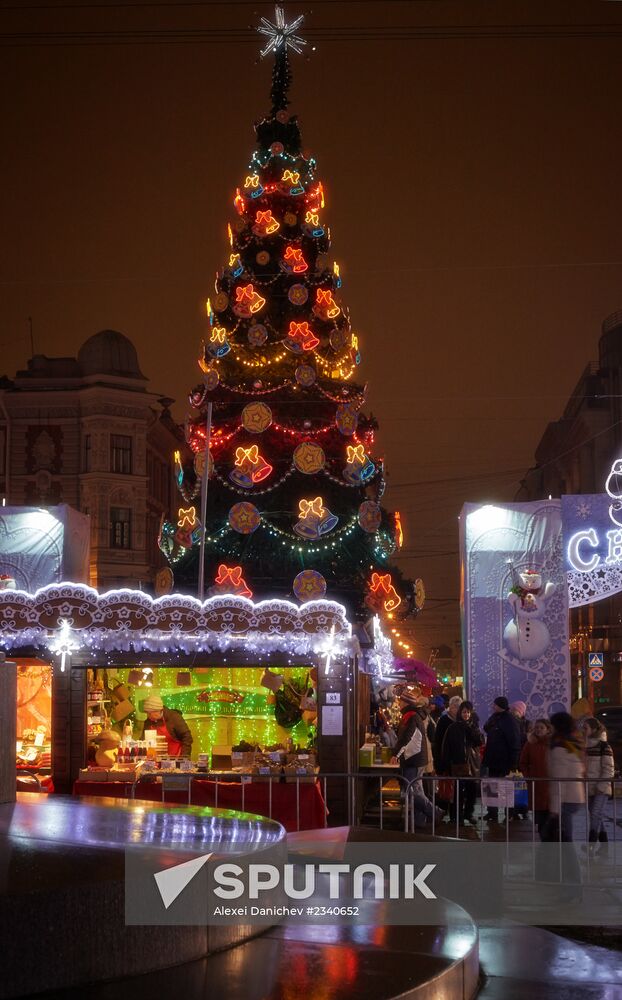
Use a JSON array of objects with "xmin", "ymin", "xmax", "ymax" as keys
[
  {"xmin": 588, "ymin": 652, "xmax": 604, "ymax": 668},
  {"xmin": 589, "ymin": 665, "xmax": 604, "ymax": 683}
]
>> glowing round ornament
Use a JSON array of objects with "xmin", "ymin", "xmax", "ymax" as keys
[
  {"xmin": 288, "ymin": 284, "xmax": 309, "ymax": 306},
  {"xmin": 242, "ymin": 402, "xmax": 273, "ymax": 434},
  {"xmin": 315, "ymin": 253, "xmax": 329, "ymax": 272},
  {"xmin": 194, "ymin": 449, "xmax": 214, "ymax": 479},
  {"xmin": 335, "ymin": 404, "xmax": 358, "ymax": 436},
  {"xmin": 247, "ymin": 323, "xmax": 268, "ymax": 347},
  {"xmin": 293, "ymin": 569, "xmax": 327, "ymax": 602},
  {"xmin": 256, "ymin": 250, "xmax": 270, "ymax": 266},
  {"xmin": 294, "ymin": 441, "xmax": 325, "ymax": 475},
  {"xmin": 284, "ymin": 212, "xmax": 298, "ymax": 227},
  {"xmin": 228, "ymin": 502, "xmax": 261, "ymax": 534},
  {"xmin": 358, "ymin": 500, "xmax": 382, "ymax": 533},
  {"xmin": 295, "ymin": 364, "xmax": 316, "ymax": 387},
  {"xmin": 213, "ymin": 292, "xmax": 229, "ymax": 312},
  {"xmin": 330, "ymin": 328, "xmax": 349, "ymax": 352},
  {"xmin": 270, "ymin": 141, "xmax": 284, "ymax": 155},
  {"xmin": 203, "ymin": 367, "xmax": 219, "ymax": 391}
]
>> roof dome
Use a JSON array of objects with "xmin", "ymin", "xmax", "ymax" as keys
[{"xmin": 78, "ymin": 330, "xmax": 145, "ymax": 379}]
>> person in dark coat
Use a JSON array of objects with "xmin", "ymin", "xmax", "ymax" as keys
[
  {"xmin": 432, "ymin": 696, "xmax": 462, "ymax": 772},
  {"xmin": 482, "ymin": 696, "xmax": 521, "ymax": 823},
  {"xmin": 440, "ymin": 701, "xmax": 484, "ymax": 825}
]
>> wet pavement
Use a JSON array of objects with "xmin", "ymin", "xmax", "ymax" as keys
[{"xmin": 478, "ymin": 924, "xmax": 622, "ymax": 999}]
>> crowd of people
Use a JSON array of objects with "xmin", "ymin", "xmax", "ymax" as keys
[{"xmin": 387, "ymin": 686, "xmax": 616, "ymax": 854}]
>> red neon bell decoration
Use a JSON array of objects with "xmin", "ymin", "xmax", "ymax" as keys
[
  {"xmin": 368, "ymin": 572, "xmax": 402, "ymax": 614},
  {"xmin": 285, "ymin": 321, "xmax": 319, "ymax": 352},
  {"xmin": 214, "ymin": 564, "xmax": 253, "ymax": 599}
]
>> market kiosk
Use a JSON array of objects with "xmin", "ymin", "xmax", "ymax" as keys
[{"xmin": 0, "ymin": 583, "xmax": 378, "ymax": 828}]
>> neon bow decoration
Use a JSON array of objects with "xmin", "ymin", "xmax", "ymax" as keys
[
  {"xmin": 346, "ymin": 444, "xmax": 366, "ymax": 465},
  {"xmin": 215, "ymin": 564, "xmax": 253, "ymax": 599},
  {"xmin": 244, "ymin": 174, "xmax": 260, "ymax": 189},
  {"xmin": 282, "ymin": 169, "xmax": 300, "ymax": 184},
  {"xmin": 287, "ymin": 321, "xmax": 319, "ymax": 351},
  {"xmin": 255, "ymin": 209, "xmax": 280, "ymax": 234},
  {"xmin": 283, "ymin": 245, "xmax": 308, "ymax": 273},
  {"xmin": 177, "ymin": 506, "xmax": 197, "ymax": 529},
  {"xmin": 314, "ymin": 288, "xmax": 341, "ymax": 319},
  {"xmin": 228, "ymin": 253, "xmax": 244, "ymax": 277},
  {"xmin": 305, "ymin": 210, "xmax": 319, "ymax": 226},
  {"xmin": 294, "ymin": 496, "xmax": 338, "ymax": 539},
  {"xmin": 173, "ymin": 450, "xmax": 184, "ymax": 488},
  {"xmin": 299, "ymin": 497, "xmax": 325, "ymax": 519},
  {"xmin": 235, "ymin": 444, "xmax": 260, "ymax": 467},
  {"xmin": 210, "ymin": 326, "xmax": 228, "ymax": 344},
  {"xmin": 370, "ymin": 572, "xmax": 402, "ymax": 614}
]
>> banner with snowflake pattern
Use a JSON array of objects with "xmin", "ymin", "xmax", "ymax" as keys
[{"xmin": 460, "ymin": 500, "xmax": 570, "ymax": 722}]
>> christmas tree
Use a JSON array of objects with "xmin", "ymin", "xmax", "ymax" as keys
[{"xmin": 159, "ymin": 8, "xmax": 417, "ymax": 622}]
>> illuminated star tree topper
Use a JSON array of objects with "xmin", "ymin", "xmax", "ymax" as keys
[
  {"xmin": 257, "ymin": 5, "xmax": 308, "ymax": 113},
  {"xmin": 257, "ymin": 5, "xmax": 307, "ymax": 59}
]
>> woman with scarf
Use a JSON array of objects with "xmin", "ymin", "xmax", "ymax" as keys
[{"xmin": 544, "ymin": 712, "xmax": 586, "ymax": 901}]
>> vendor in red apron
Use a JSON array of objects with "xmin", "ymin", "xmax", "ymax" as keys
[{"xmin": 141, "ymin": 695, "xmax": 193, "ymax": 757}]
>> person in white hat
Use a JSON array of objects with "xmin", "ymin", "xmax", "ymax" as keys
[{"xmin": 140, "ymin": 695, "xmax": 193, "ymax": 757}]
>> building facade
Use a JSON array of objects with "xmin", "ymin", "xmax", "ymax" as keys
[
  {"xmin": 0, "ymin": 330, "xmax": 182, "ymax": 591},
  {"xmin": 518, "ymin": 310, "xmax": 622, "ymax": 708}
]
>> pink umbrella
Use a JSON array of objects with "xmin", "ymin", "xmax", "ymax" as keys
[{"xmin": 392, "ymin": 658, "xmax": 439, "ymax": 689}]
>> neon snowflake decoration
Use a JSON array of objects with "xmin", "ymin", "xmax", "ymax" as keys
[{"xmin": 257, "ymin": 5, "xmax": 307, "ymax": 59}]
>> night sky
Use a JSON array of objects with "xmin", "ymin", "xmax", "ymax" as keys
[{"xmin": 2, "ymin": 1, "xmax": 622, "ymax": 658}]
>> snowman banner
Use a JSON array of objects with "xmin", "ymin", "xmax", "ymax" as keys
[{"xmin": 460, "ymin": 500, "xmax": 571, "ymax": 722}]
